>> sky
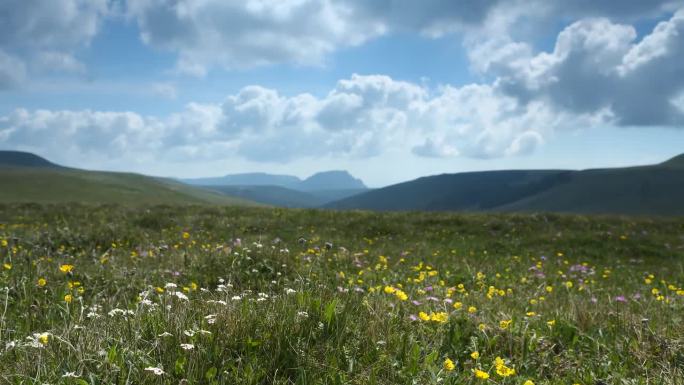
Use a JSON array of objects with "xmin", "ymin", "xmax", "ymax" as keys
[{"xmin": 1, "ymin": 1, "xmax": 683, "ymax": 187}]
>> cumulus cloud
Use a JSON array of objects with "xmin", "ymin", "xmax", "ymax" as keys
[
  {"xmin": 0, "ymin": 74, "xmax": 564, "ymax": 163},
  {"xmin": 122, "ymin": 0, "xmax": 684, "ymax": 74},
  {"xmin": 488, "ymin": 9, "xmax": 684, "ymax": 126},
  {"xmin": 0, "ymin": 0, "xmax": 110, "ymax": 87},
  {"xmin": 125, "ymin": 0, "xmax": 385, "ymax": 75}
]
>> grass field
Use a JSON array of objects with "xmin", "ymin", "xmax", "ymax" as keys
[{"xmin": 0, "ymin": 204, "xmax": 683, "ymax": 384}]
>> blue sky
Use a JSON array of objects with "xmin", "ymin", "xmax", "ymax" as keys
[{"xmin": 1, "ymin": 1, "xmax": 683, "ymax": 187}]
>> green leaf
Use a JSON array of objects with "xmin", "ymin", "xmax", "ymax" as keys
[{"xmin": 205, "ymin": 366, "xmax": 218, "ymax": 381}]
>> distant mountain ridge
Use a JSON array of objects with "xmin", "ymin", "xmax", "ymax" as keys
[
  {"xmin": 326, "ymin": 154, "xmax": 684, "ymax": 216},
  {"xmin": 182, "ymin": 170, "xmax": 366, "ymax": 191}
]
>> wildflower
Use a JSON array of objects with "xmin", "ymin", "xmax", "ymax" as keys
[
  {"xmin": 144, "ymin": 367, "xmax": 165, "ymax": 375},
  {"xmin": 468, "ymin": 306, "xmax": 477, "ymax": 314},
  {"xmin": 545, "ymin": 286, "xmax": 553, "ymax": 293},
  {"xmin": 443, "ymin": 357, "xmax": 455, "ymax": 371},
  {"xmin": 182, "ymin": 232, "xmax": 190, "ymax": 239},
  {"xmin": 494, "ymin": 357, "xmax": 516, "ymax": 377},
  {"xmin": 453, "ymin": 302, "xmax": 463, "ymax": 310},
  {"xmin": 59, "ymin": 264, "xmax": 74, "ymax": 273},
  {"xmin": 564, "ymin": 281, "xmax": 573, "ymax": 289},
  {"xmin": 478, "ymin": 323, "xmax": 486, "ymax": 331},
  {"xmin": 37, "ymin": 278, "xmax": 47, "ymax": 287},
  {"xmin": 180, "ymin": 343, "xmax": 195, "ymax": 350},
  {"xmin": 155, "ymin": 287, "xmax": 164, "ymax": 294},
  {"xmin": 470, "ymin": 351, "xmax": 480, "ymax": 360},
  {"xmin": 395, "ymin": 290, "xmax": 408, "ymax": 301},
  {"xmin": 37, "ymin": 333, "xmax": 49, "ymax": 346},
  {"xmin": 64, "ymin": 294, "xmax": 73, "ymax": 303},
  {"xmin": 384, "ymin": 286, "xmax": 396, "ymax": 294},
  {"xmin": 418, "ymin": 312, "xmax": 430, "ymax": 321},
  {"xmin": 474, "ymin": 369, "xmax": 490, "ymax": 380},
  {"xmin": 499, "ymin": 319, "xmax": 512, "ymax": 329},
  {"xmin": 523, "ymin": 381, "xmax": 535, "ymax": 385},
  {"xmin": 546, "ymin": 319, "xmax": 556, "ymax": 327},
  {"xmin": 0, "ymin": 240, "xmax": 6, "ymax": 247},
  {"xmin": 430, "ymin": 312, "xmax": 448, "ymax": 323},
  {"xmin": 174, "ymin": 291, "xmax": 189, "ymax": 301},
  {"xmin": 2, "ymin": 263, "xmax": 11, "ymax": 270},
  {"xmin": 526, "ymin": 311, "xmax": 536, "ymax": 317}
]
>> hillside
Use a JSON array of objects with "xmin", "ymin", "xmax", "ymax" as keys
[
  {"xmin": 327, "ymin": 154, "xmax": 684, "ymax": 216},
  {"xmin": 0, "ymin": 151, "xmax": 255, "ymax": 206},
  {"xmin": 0, "ymin": 150, "xmax": 63, "ymax": 168}
]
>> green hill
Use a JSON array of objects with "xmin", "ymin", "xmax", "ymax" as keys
[
  {"xmin": 0, "ymin": 151, "xmax": 255, "ymax": 206},
  {"xmin": 327, "ymin": 154, "xmax": 684, "ymax": 216}
]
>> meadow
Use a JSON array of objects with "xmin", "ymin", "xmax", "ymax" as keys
[{"xmin": 0, "ymin": 204, "xmax": 683, "ymax": 384}]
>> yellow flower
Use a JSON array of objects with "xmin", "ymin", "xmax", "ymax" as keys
[
  {"xmin": 499, "ymin": 319, "xmax": 512, "ymax": 329},
  {"xmin": 430, "ymin": 312, "xmax": 448, "ymax": 323},
  {"xmin": 546, "ymin": 319, "xmax": 556, "ymax": 327},
  {"xmin": 443, "ymin": 358, "xmax": 455, "ymax": 371},
  {"xmin": 59, "ymin": 264, "xmax": 74, "ymax": 273},
  {"xmin": 418, "ymin": 311, "xmax": 430, "ymax": 321},
  {"xmin": 478, "ymin": 323, "xmax": 486, "ymax": 331},
  {"xmin": 545, "ymin": 286, "xmax": 553, "ymax": 293},
  {"xmin": 2, "ymin": 263, "xmax": 11, "ymax": 270},
  {"xmin": 526, "ymin": 311, "xmax": 536, "ymax": 317},
  {"xmin": 182, "ymin": 232, "xmax": 190, "ymax": 239},
  {"xmin": 470, "ymin": 351, "xmax": 480, "ymax": 360},
  {"xmin": 37, "ymin": 278, "xmax": 47, "ymax": 287},
  {"xmin": 37, "ymin": 333, "xmax": 49, "ymax": 345},
  {"xmin": 155, "ymin": 287, "xmax": 164, "ymax": 294},
  {"xmin": 474, "ymin": 369, "xmax": 490, "ymax": 380},
  {"xmin": 64, "ymin": 294, "xmax": 73, "ymax": 303},
  {"xmin": 468, "ymin": 306, "xmax": 477, "ymax": 314},
  {"xmin": 395, "ymin": 290, "xmax": 408, "ymax": 301},
  {"xmin": 384, "ymin": 286, "xmax": 396, "ymax": 294},
  {"xmin": 564, "ymin": 281, "xmax": 573, "ymax": 289},
  {"xmin": 523, "ymin": 381, "xmax": 535, "ymax": 385},
  {"xmin": 453, "ymin": 302, "xmax": 463, "ymax": 310},
  {"xmin": 0, "ymin": 239, "xmax": 7, "ymax": 247}
]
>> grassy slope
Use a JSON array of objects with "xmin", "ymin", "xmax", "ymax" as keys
[
  {"xmin": 328, "ymin": 156, "xmax": 684, "ymax": 216},
  {"xmin": 0, "ymin": 166, "xmax": 256, "ymax": 206},
  {"xmin": 328, "ymin": 170, "xmax": 568, "ymax": 211},
  {"xmin": 499, "ymin": 165, "xmax": 684, "ymax": 215}
]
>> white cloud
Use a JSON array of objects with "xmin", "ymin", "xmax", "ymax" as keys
[
  {"xmin": 488, "ymin": 9, "xmax": 684, "ymax": 126},
  {"xmin": 0, "ymin": 74, "xmax": 563, "ymax": 164},
  {"xmin": 126, "ymin": 0, "xmax": 386, "ymax": 75},
  {"xmin": 0, "ymin": 50, "xmax": 26, "ymax": 89},
  {"xmin": 0, "ymin": 0, "xmax": 110, "ymax": 87}
]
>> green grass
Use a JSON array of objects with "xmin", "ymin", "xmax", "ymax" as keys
[
  {"xmin": 0, "ymin": 167, "xmax": 257, "ymax": 206},
  {"xmin": 0, "ymin": 204, "xmax": 683, "ymax": 384}
]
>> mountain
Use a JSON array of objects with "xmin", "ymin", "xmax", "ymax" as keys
[
  {"xmin": 182, "ymin": 170, "xmax": 367, "ymax": 192},
  {"xmin": 0, "ymin": 150, "xmax": 63, "ymax": 168},
  {"xmin": 0, "ymin": 151, "xmax": 256, "ymax": 206},
  {"xmin": 327, "ymin": 154, "xmax": 684, "ymax": 216},
  {"xmin": 180, "ymin": 169, "xmax": 368, "ymax": 207},
  {"xmin": 183, "ymin": 172, "xmax": 301, "ymax": 188},
  {"xmin": 298, "ymin": 170, "xmax": 366, "ymax": 191}
]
